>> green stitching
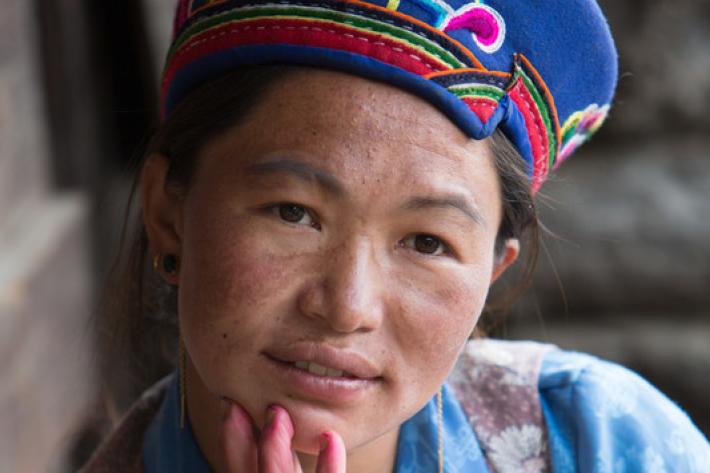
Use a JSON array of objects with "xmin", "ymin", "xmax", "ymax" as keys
[
  {"xmin": 449, "ymin": 84, "xmax": 504, "ymax": 101},
  {"xmin": 168, "ymin": 5, "xmax": 464, "ymax": 69},
  {"xmin": 516, "ymin": 66, "xmax": 557, "ymax": 168}
]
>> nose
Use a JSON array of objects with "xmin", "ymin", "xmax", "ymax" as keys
[{"xmin": 297, "ymin": 237, "xmax": 386, "ymax": 333}]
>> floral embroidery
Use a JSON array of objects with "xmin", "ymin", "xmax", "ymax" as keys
[
  {"xmin": 442, "ymin": 3, "xmax": 506, "ymax": 54},
  {"xmin": 487, "ymin": 424, "xmax": 547, "ymax": 473},
  {"xmin": 448, "ymin": 339, "xmax": 555, "ymax": 473},
  {"xmin": 384, "ymin": 0, "xmax": 506, "ymax": 54},
  {"xmin": 558, "ymin": 103, "xmax": 610, "ymax": 164}
]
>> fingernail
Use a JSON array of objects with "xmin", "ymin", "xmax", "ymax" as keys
[
  {"xmin": 265, "ymin": 405, "xmax": 278, "ymax": 427},
  {"xmin": 320, "ymin": 432, "xmax": 331, "ymax": 453}
]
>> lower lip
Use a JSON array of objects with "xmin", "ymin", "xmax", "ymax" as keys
[{"xmin": 264, "ymin": 355, "xmax": 381, "ymax": 404}]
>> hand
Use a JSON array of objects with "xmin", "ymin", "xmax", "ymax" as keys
[{"xmin": 219, "ymin": 401, "xmax": 347, "ymax": 473}]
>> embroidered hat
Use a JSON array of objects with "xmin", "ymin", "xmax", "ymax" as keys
[{"xmin": 161, "ymin": 0, "xmax": 618, "ymax": 191}]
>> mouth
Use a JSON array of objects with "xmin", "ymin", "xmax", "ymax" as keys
[
  {"xmin": 263, "ymin": 345, "xmax": 383, "ymax": 403},
  {"xmin": 292, "ymin": 360, "xmax": 355, "ymax": 379},
  {"xmin": 265, "ymin": 343, "xmax": 382, "ymax": 379},
  {"xmin": 265, "ymin": 355, "xmax": 381, "ymax": 381}
]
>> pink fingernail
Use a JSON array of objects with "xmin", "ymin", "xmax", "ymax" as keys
[
  {"xmin": 219, "ymin": 398, "xmax": 231, "ymax": 420},
  {"xmin": 265, "ymin": 405, "xmax": 278, "ymax": 427},
  {"xmin": 319, "ymin": 432, "xmax": 331, "ymax": 453}
]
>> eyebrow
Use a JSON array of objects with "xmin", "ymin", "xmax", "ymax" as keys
[
  {"xmin": 402, "ymin": 194, "xmax": 484, "ymax": 227},
  {"xmin": 245, "ymin": 158, "xmax": 484, "ymax": 226},
  {"xmin": 245, "ymin": 159, "xmax": 346, "ymax": 197}
]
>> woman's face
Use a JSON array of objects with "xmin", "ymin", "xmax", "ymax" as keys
[{"xmin": 145, "ymin": 69, "xmax": 517, "ymax": 460}]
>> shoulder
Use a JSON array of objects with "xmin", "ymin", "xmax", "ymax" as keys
[
  {"xmin": 447, "ymin": 339, "xmax": 556, "ymax": 471},
  {"xmin": 538, "ymin": 348, "xmax": 710, "ymax": 471},
  {"xmin": 449, "ymin": 338, "xmax": 556, "ymax": 391},
  {"xmin": 448, "ymin": 339, "xmax": 710, "ymax": 472},
  {"xmin": 78, "ymin": 376, "xmax": 171, "ymax": 473}
]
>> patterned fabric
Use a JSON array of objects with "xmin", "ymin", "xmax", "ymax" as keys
[
  {"xmin": 448, "ymin": 339, "xmax": 555, "ymax": 472},
  {"xmin": 540, "ymin": 349, "xmax": 710, "ymax": 473},
  {"xmin": 395, "ymin": 384, "xmax": 491, "ymax": 472},
  {"xmin": 160, "ymin": 0, "xmax": 619, "ymax": 192}
]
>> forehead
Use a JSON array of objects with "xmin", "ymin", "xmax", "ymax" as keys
[
  {"xmin": 246, "ymin": 69, "xmax": 475, "ymax": 156},
  {"xmin": 197, "ymin": 68, "xmax": 501, "ymax": 213}
]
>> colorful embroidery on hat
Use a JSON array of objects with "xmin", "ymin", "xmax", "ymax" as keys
[
  {"xmin": 166, "ymin": 2, "xmax": 477, "ymax": 67},
  {"xmin": 384, "ymin": 0, "xmax": 506, "ymax": 54},
  {"xmin": 558, "ymin": 104, "xmax": 609, "ymax": 165},
  {"xmin": 506, "ymin": 55, "xmax": 560, "ymax": 191},
  {"xmin": 387, "ymin": 0, "xmax": 450, "ymax": 26},
  {"xmin": 442, "ymin": 3, "xmax": 506, "ymax": 54},
  {"xmin": 164, "ymin": 6, "xmax": 463, "ymax": 98},
  {"xmin": 163, "ymin": 0, "xmax": 617, "ymax": 192},
  {"xmin": 450, "ymin": 83, "xmax": 504, "ymax": 122}
]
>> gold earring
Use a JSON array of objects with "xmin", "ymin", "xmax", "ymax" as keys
[
  {"xmin": 152, "ymin": 253, "xmax": 160, "ymax": 272},
  {"xmin": 437, "ymin": 387, "xmax": 444, "ymax": 473},
  {"xmin": 179, "ymin": 335, "xmax": 186, "ymax": 429}
]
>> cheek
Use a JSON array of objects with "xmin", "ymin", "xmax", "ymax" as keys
[
  {"xmin": 392, "ymin": 264, "xmax": 491, "ymax": 395},
  {"xmin": 176, "ymin": 208, "xmax": 304, "ymax": 384}
]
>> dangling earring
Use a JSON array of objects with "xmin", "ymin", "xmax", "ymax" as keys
[
  {"xmin": 437, "ymin": 387, "xmax": 444, "ymax": 473},
  {"xmin": 179, "ymin": 335, "xmax": 186, "ymax": 429},
  {"xmin": 152, "ymin": 253, "xmax": 185, "ymax": 428}
]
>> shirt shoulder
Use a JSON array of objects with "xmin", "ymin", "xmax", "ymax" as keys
[
  {"xmin": 539, "ymin": 348, "xmax": 710, "ymax": 472},
  {"xmin": 78, "ymin": 376, "xmax": 169, "ymax": 473}
]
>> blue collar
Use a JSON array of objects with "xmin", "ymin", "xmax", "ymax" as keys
[{"xmin": 143, "ymin": 372, "xmax": 490, "ymax": 472}]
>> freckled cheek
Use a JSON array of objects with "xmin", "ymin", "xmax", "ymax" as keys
[
  {"xmin": 396, "ymin": 274, "xmax": 489, "ymax": 388},
  {"xmin": 178, "ymin": 217, "xmax": 307, "ymax": 357}
]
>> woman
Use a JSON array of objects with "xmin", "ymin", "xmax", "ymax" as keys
[{"xmin": 81, "ymin": 0, "xmax": 710, "ymax": 471}]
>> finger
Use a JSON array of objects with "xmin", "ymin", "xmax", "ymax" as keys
[
  {"xmin": 259, "ymin": 405, "xmax": 299, "ymax": 473},
  {"xmin": 220, "ymin": 399, "xmax": 258, "ymax": 472},
  {"xmin": 315, "ymin": 431, "xmax": 347, "ymax": 473}
]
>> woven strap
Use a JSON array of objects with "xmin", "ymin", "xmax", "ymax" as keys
[{"xmin": 448, "ymin": 339, "xmax": 555, "ymax": 473}]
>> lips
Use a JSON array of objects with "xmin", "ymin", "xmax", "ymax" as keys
[{"xmin": 265, "ymin": 343, "xmax": 382, "ymax": 380}]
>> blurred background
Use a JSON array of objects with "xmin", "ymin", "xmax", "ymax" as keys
[{"xmin": 0, "ymin": 0, "xmax": 708, "ymax": 471}]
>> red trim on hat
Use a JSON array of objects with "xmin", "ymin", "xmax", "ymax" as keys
[
  {"xmin": 462, "ymin": 96, "xmax": 499, "ymax": 123},
  {"xmin": 507, "ymin": 77, "xmax": 549, "ymax": 190},
  {"xmin": 517, "ymin": 54, "xmax": 561, "ymax": 152},
  {"xmin": 162, "ymin": 17, "xmax": 451, "ymax": 99}
]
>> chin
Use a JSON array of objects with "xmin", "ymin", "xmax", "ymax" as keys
[
  {"xmin": 291, "ymin": 430, "xmax": 325, "ymax": 456},
  {"xmin": 286, "ymin": 407, "xmax": 351, "ymax": 454}
]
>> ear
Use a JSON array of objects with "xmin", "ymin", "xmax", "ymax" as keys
[
  {"xmin": 140, "ymin": 153, "xmax": 183, "ymax": 285},
  {"xmin": 490, "ymin": 238, "xmax": 520, "ymax": 284}
]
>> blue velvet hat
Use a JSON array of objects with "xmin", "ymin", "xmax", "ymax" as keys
[{"xmin": 161, "ymin": 0, "xmax": 618, "ymax": 191}]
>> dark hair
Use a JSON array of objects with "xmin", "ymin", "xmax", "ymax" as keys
[{"xmin": 95, "ymin": 65, "xmax": 539, "ymax": 417}]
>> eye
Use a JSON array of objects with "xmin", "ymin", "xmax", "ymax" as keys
[
  {"xmin": 270, "ymin": 203, "xmax": 321, "ymax": 230},
  {"xmin": 400, "ymin": 234, "xmax": 450, "ymax": 257}
]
